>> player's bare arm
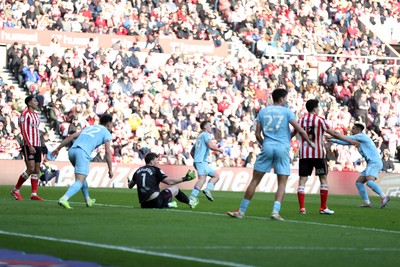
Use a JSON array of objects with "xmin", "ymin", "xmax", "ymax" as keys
[
  {"xmin": 51, "ymin": 131, "xmax": 82, "ymax": 157},
  {"xmin": 326, "ymin": 129, "xmax": 360, "ymax": 147},
  {"xmin": 104, "ymin": 141, "xmax": 113, "ymax": 178},
  {"xmin": 255, "ymin": 122, "xmax": 263, "ymax": 145},
  {"xmin": 290, "ymin": 120, "xmax": 316, "ymax": 149},
  {"xmin": 206, "ymin": 141, "xmax": 223, "ymax": 153}
]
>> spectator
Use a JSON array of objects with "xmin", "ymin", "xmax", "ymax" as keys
[
  {"xmin": 48, "ymin": 99, "xmax": 66, "ymax": 136},
  {"xmin": 22, "ymin": 64, "xmax": 40, "ymax": 90},
  {"xmin": 39, "ymin": 157, "xmax": 60, "ymax": 186},
  {"xmin": 381, "ymin": 148, "xmax": 395, "ymax": 173}
]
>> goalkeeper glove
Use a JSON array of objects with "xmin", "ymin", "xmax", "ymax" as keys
[{"xmin": 182, "ymin": 170, "xmax": 196, "ymax": 182}]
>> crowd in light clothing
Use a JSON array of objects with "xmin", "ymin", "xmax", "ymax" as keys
[{"xmin": 0, "ymin": 0, "xmax": 399, "ymax": 173}]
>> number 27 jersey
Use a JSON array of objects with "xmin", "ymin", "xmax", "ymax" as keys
[{"xmin": 256, "ymin": 105, "xmax": 295, "ymax": 147}]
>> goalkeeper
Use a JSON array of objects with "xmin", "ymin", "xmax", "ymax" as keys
[{"xmin": 128, "ymin": 152, "xmax": 197, "ymax": 209}]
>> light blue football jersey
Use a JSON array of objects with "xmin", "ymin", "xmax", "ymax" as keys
[
  {"xmin": 71, "ymin": 125, "xmax": 112, "ymax": 156},
  {"xmin": 256, "ymin": 105, "xmax": 296, "ymax": 146},
  {"xmin": 193, "ymin": 131, "xmax": 212, "ymax": 163}
]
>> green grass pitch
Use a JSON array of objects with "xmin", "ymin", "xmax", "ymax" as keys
[{"xmin": 0, "ymin": 185, "xmax": 398, "ymax": 267}]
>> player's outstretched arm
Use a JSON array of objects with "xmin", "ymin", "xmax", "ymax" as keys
[
  {"xmin": 51, "ymin": 131, "xmax": 81, "ymax": 158},
  {"xmin": 326, "ymin": 129, "xmax": 360, "ymax": 147},
  {"xmin": 163, "ymin": 170, "xmax": 196, "ymax": 185}
]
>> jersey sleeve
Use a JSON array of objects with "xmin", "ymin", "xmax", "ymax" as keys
[
  {"xmin": 287, "ymin": 108, "xmax": 296, "ymax": 123},
  {"xmin": 157, "ymin": 168, "xmax": 168, "ymax": 183}
]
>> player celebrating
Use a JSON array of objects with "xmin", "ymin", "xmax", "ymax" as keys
[
  {"xmin": 128, "ymin": 152, "xmax": 197, "ymax": 209},
  {"xmin": 11, "ymin": 95, "xmax": 44, "ymax": 201},
  {"xmin": 228, "ymin": 89, "xmax": 315, "ymax": 221},
  {"xmin": 189, "ymin": 120, "xmax": 224, "ymax": 207},
  {"xmin": 329, "ymin": 123, "xmax": 390, "ymax": 208},
  {"xmin": 51, "ymin": 114, "xmax": 114, "ymax": 209},
  {"xmin": 294, "ymin": 99, "xmax": 359, "ymax": 215}
]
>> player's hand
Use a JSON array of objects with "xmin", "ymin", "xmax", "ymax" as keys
[
  {"xmin": 182, "ymin": 170, "xmax": 196, "ymax": 181},
  {"xmin": 108, "ymin": 170, "xmax": 114, "ymax": 179},
  {"xmin": 352, "ymin": 140, "xmax": 360, "ymax": 148},
  {"xmin": 50, "ymin": 149, "xmax": 59, "ymax": 158},
  {"xmin": 29, "ymin": 146, "xmax": 36, "ymax": 154},
  {"xmin": 309, "ymin": 141, "xmax": 316, "ymax": 149}
]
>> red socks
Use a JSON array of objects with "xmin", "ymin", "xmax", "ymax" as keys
[
  {"xmin": 30, "ymin": 174, "xmax": 39, "ymax": 194},
  {"xmin": 320, "ymin": 184, "xmax": 329, "ymax": 210},
  {"xmin": 297, "ymin": 186, "xmax": 305, "ymax": 210}
]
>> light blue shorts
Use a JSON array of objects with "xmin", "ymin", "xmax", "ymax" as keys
[
  {"xmin": 194, "ymin": 162, "xmax": 215, "ymax": 176},
  {"xmin": 68, "ymin": 147, "xmax": 91, "ymax": 176},
  {"xmin": 360, "ymin": 161, "xmax": 383, "ymax": 179},
  {"xmin": 254, "ymin": 145, "xmax": 290, "ymax": 176}
]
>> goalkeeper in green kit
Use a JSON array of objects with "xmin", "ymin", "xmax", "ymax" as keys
[{"xmin": 128, "ymin": 152, "xmax": 197, "ymax": 209}]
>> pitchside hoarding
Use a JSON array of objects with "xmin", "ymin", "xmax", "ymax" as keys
[
  {"xmin": 1, "ymin": 160, "xmax": 398, "ymax": 196},
  {"xmin": 0, "ymin": 28, "xmax": 229, "ymax": 56}
]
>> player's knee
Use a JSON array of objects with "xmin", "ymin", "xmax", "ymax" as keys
[
  {"xmin": 297, "ymin": 186, "xmax": 305, "ymax": 194},
  {"xmin": 320, "ymin": 184, "xmax": 328, "ymax": 190},
  {"xmin": 168, "ymin": 186, "xmax": 179, "ymax": 196},
  {"xmin": 21, "ymin": 171, "xmax": 29, "ymax": 179}
]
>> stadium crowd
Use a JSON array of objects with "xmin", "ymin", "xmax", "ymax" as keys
[{"xmin": 0, "ymin": 0, "xmax": 399, "ymax": 173}]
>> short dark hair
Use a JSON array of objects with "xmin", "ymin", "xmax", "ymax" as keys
[
  {"xmin": 145, "ymin": 152, "xmax": 158, "ymax": 164},
  {"xmin": 200, "ymin": 120, "xmax": 210, "ymax": 130},
  {"xmin": 272, "ymin": 89, "xmax": 288, "ymax": 103},
  {"xmin": 306, "ymin": 99, "xmax": 319, "ymax": 112},
  {"xmin": 99, "ymin": 114, "xmax": 113, "ymax": 126},
  {"xmin": 354, "ymin": 123, "xmax": 365, "ymax": 132},
  {"xmin": 25, "ymin": 95, "xmax": 35, "ymax": 106}
]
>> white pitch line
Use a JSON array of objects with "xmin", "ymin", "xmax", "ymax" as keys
[
  {"xmin": 44, "ymin": 200, "xmax": 400, "ymax": 235},
  {"xmin": 0, "ymin": 230, "xmax": 255, "ymax": 267},
  {"xmin": 134, "ymin": 245, "xmax": 400, "ymax": 252}
]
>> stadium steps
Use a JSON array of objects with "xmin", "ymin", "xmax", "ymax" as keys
[
  {"xmin": 203, "ymin": 1, "xmax": 259, "ymax": 60},
  {"xmin": 1, "ymin": 68, "xmax": 63, "ymax": 144}
]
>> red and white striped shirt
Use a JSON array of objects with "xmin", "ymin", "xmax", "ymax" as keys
[
  {"xmin": 20, "ymin": 109, "xmax": 41, "ymax": 147},
  {"xmin": 298, "ymin": 113, "xmax": 330, "ymax": 159}
]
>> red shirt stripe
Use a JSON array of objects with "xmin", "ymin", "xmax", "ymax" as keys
[
  {"xmin": 20, "ymin": 109, "xmax": 41, "ymax": 147},
  {"xmin": 298, "ymin": 113, "xmax": 330, "ymax": 159}
]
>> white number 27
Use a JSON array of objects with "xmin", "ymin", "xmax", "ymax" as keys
[{"xmin": 264, "ymin": 115, "xmax": 284, "ymax": 131}]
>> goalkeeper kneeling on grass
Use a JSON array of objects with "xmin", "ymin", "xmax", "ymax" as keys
[{"xmin": 128, "ymin": 152, "xmax": 197, "ymax": 209}]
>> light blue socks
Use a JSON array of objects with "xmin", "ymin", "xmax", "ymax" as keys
[
  {"xmin": 190, "ymin": 188, "xmax": 200, "ymax": 198},
  {"xmin": 205, "ymin": 182, "xmax": 214, "ymax": 191},
  {"xmin": 366, "ymin": 180, "xmax": 385, "ymax": 198},
  {"xmin": 356, "ymin": 182, "xmax": 369, "ymax": 202},
  {"xmin": 273, "ymin": 201, "xmax": 281, "ymax": 213},
  {"xmin": 81, "ymin": 180, "xmax": 91, "ymax": 201},
  {"xmin": 60, "ymin": 180, "xmax": 83, "ymax": 201},
  {"xmin": 239, "ymin": 199, "xmax": 250, "ymax": 213}
]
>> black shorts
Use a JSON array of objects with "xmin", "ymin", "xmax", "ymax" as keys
[
  {"xmin": 299, "ymin": 158, "xmax": 328, "ymax": 177},
  {"xmin": 22, "ymin": 145, "xmax": 42, "ymax": 163},
  {"xmin": 141, "ymin": 189, "xmax": 173, "ymax": 209}
]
